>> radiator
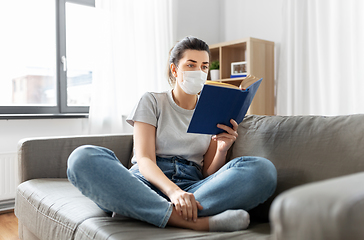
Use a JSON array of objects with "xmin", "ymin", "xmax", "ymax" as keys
[{"xmin": 0, "ymin": 152, "xmax": 18, "ymax": 202}]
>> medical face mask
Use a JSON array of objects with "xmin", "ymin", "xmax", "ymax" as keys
[{"xmin": 179, "ymin": 70, "xmax": 208, "ymax": 95}]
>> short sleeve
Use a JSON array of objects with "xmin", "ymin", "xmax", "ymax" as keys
[{"xmin": 126, "ymin": 92, "xmax": 158, "ymax": 127}]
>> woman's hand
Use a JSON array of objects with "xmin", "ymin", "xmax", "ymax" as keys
[
  {"xmin": 212, "ymin": 119, "xmax": 239, "ymax": 153},
  {"xmin": 168, "ymin": 189, "xmax": 203, "ymax": 222}
]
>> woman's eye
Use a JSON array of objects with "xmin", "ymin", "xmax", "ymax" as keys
[
  {"xmin": 202, "ymin": 66, "xmax": 209, "ymax": 70},
  {"xmin": 187, "ymin": 64, "xmax": 194, "ymax": 68}
]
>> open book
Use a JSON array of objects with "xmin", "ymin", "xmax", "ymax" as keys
[{"xmin": 187, "ymin": 75, "xmax": 262, "ymax": 135}]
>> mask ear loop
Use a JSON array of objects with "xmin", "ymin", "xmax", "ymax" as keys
[
  {"xmin": 175, "ymin": 65, "xmax": 184, "ymax": 84},
  {"xmin": 171, "ymin": 63, "xmax": 179, "ymax": 78}
]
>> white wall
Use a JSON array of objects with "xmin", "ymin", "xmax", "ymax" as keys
[
  {"xmin": 172, "ymin": 0, "xmax": 223, "ymax": 45},
  {"xmin": 173, "ymin": 0, "xmax": 283, "ymax": 45},
  {"xmin": 0, "ymin": 118, "xmax": 89, "ymax": 153},
  {"xmin": 221, "ymin": 0, "xmax": 283, "ymax": 43}
]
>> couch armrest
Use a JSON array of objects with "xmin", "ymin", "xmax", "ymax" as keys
[
  {"xmin": 270, "ymin": 172, "xmax": 364, "ymax": 240},
  {"xmin": 18, "ymin": 134, "xmax": 133, "ymax": 183}
]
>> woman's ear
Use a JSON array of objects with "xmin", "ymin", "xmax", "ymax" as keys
[{"xmin": 170, "ymin": 63, "xmax": 178, "ymax": 78}]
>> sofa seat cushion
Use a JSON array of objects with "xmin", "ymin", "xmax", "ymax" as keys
[
  {"xmin": 15, "ymin": 179, "xmax": 109, "ymax": 240},
  {"xmin": 74, "ymin": 216, "xmax": 271, "ymax": 240},
  {"xmin": 15, "ymin": 178, "xmax": 272, "ymax": 240}
]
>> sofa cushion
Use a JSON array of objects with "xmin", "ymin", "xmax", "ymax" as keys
[
  {"xmin": 74, "ymin": 216, "xmax": 271, "ymax": 240},
  {"xmin": 16, "ymin": 179, "xmax": 272, "ymax": 240},
  {"xmin": 15, "ymin": 179, "xmax": 109, "ymax": 240},
  {"xmin": 233, "ymin": 114, "xmax": 364, "ymax": 193},
  {"xmin": 232, "ymin": 114, "xmax": 364, "ymax": 220}
]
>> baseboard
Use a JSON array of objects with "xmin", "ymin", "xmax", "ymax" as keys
[{"xmin": 0, "ymin": 199, "xmax": 15, "ymax": 213}]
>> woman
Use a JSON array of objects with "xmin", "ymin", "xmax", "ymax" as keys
[{"xmin": 67, "ymin": 36, "xmax": 277, "ymax": 232}]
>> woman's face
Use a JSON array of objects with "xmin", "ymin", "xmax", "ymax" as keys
[{"xmin": 171, "ymin": 49, "xmax": 210, "ymax": 83}]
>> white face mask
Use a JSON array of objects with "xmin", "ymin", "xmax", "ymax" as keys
[{"xmin": 179, "ymin": 70, "xmax": 208, "ymax": 95}]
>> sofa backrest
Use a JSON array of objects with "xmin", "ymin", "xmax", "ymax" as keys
[
  {"xmin": 18, "ymin": 134, "xmax": 134, "ymax": 183},
  {"xmin": 230, "ymin": 114, "xmax": 364, "ymax": 220}
]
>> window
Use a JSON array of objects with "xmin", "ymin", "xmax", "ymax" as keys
[{"xmin": 0, "ymin": 0, "xmax": 95, "ymax": 115}]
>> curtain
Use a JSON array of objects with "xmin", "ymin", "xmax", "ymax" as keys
[
  {"xmin": 89, "ymin": 0, "xmax": 173, "ymax": 134},
  {"xmin": 277, "ymin": 0, "xmax": 364, "ymax": 116}
]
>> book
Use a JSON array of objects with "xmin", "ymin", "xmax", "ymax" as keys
[
  {"xmin": 187, "ymin": 75, "xmax": 263, "ymax": 135},
  {"xmin": 230, "ymin": 74, "xmax": 247, "ymax": 78}
]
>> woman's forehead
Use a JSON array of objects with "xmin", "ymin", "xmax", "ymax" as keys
[{"xmin": 180, "ymin": 49, "xmax": 209, "ymax": 62}]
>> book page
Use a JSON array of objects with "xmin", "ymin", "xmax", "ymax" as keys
[
  {"xmin": 206, "ymin": 75, "xmax": 260, "ymax": 90},
  {"xmin": 205, "ymin": 81, "xmax": 241, "ymax": 90},
  {"xmin": 240, "ymin": 75, "xmax": 260, "ymax": 89}
]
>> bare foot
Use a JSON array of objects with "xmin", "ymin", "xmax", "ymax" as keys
[{"xmin": 167, "ymin": 208, "xmax": 209, "ymax": 231}]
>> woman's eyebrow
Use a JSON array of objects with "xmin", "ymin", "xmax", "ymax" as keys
[{"xmin": 187, "ymin": 59, "xmax": 209, "ymax": 64}]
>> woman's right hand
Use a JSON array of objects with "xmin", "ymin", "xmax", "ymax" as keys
[{"xmin": 168, "ymin": 189, "xmax": 203, "ymax": 222}]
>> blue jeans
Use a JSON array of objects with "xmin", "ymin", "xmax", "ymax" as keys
[{"xmin": 67, "ymin": 145, "xmax": 277, "ymax": 228}]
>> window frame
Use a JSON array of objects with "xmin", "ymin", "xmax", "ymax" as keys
[{"xmin": 0, "ymin": 0, "xmax": 95, "ymax": 116}]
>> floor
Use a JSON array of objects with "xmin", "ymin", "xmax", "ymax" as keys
[{"xmin": 0, "ymin": 211, "xmax": 19, "ymax": 240}]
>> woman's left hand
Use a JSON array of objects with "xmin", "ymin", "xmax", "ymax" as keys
[{"xmin": 212, "ymin": 119, "xmax": 239, "ymax": 153}]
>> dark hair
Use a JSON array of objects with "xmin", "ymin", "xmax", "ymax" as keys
[{"xmin": 167, "ymin": 36, "xmax": 210, "ymax": 87}]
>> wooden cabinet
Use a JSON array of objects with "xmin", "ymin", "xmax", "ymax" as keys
[{"xmin": 209, "ymin": 37, "xmax": 275, "ymax": 115}]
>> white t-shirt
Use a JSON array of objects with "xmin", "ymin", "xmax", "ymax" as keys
[{"xmin": 126, "ymin": 90, "xmax": 212, "ymax": 167}]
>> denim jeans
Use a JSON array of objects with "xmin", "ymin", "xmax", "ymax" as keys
[{"xmin": 67, "ymin": 145, "xmax": 277, "ymax": 228}]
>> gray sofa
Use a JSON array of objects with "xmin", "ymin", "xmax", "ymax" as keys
[{"xmin": 15, "ymin": 114, "xmax": 364, "ymax": 240}]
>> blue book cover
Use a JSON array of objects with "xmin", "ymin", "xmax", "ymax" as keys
[{"xmin": 187, "ymin": 77, "xmax": 263, "ymax": 135}]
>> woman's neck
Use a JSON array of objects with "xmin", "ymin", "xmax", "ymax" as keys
[{"xmin": 172, "ymin": 87, "xmax": 197, "ymax": 110}]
